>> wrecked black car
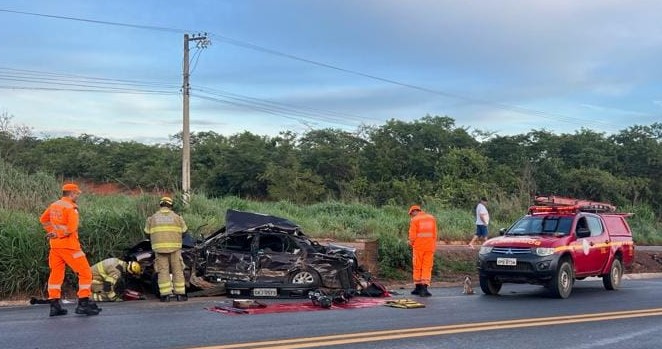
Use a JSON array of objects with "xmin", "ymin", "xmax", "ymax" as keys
[{"xmin": 125, "ymin": 209, "xmax": 363, "ymax": 298}]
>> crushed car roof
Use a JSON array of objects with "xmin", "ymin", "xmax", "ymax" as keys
[{"xmin": 224, "ymin": 209, "xmax": 303, "ymax": 235}]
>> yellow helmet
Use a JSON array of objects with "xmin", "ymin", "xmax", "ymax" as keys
[
  {"xmin": 159, "ymin": 196, "xmax": 174, "ymax": 206},
  {"xmin": 127, "ymin": 261, "xmax": 142, "ymax": 275}
]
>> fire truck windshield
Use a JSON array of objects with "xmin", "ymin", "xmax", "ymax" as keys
[{"xmin": 507, "ymin": 216, "xmax": 573, "ymax": 236}]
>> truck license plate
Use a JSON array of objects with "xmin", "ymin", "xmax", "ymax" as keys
[
  {"xmin": 497, "ymin": 258, "xmax": 517, "ymax": 266},
  {"xmin": 252, "ymin": 288, "xmax": 277, "ymax": 297}
]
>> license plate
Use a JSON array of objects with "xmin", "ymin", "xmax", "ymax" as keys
[
  {"xmin": 252, "ymin": 288, "xmax": 277, "ymax": 297},
  {"xmin": 497, "ymin": 258, "xmax": 517, "ymax": 266}
]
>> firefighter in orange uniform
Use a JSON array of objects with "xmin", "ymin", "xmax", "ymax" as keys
[
  {"xmin": 408, "ymin": 205, "xmax": 438, "ymax": 297},
  {"xmin": 40, "ymin": 183, "xmax": 101, "ymax": 316},
  {"xmin": 144, "ymin": 196, "xmax": 188, "ymax": 302}
]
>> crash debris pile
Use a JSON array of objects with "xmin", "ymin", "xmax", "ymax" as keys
[{"xmin": 207, "ymin": 297, "xmax": 386, "ymax": 315}]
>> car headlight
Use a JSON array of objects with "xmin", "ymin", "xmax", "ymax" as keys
[
  {"xmin": 534, "ymin": 247, "xmax": 555, "ymax": 256},
  {"xmin": 479, "ymin": 246, "xmax": 493, "ymax": 255}
]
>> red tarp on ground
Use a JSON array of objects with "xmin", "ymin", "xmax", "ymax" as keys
[{"xmin": 207, "ymin": 297, "xmax": 386, "ymax": 315}]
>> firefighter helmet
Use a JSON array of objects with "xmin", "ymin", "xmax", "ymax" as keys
[
  {"xmin": 127, "ymin": 261, "xmax": 142, "ymax": 275},
  {"xmin": 159, "ymin": 196, "xmax": 174, "ymax": 207},
  {"xmin": 408, "ymin": 205, "xmax": 421, "ymax": 215}
]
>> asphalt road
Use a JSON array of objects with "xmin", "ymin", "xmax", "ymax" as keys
[{"xmin": 2, "ymin": 276, "xmax": 661, "ymax": 349}]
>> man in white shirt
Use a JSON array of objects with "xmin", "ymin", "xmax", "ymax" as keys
[{"xmin": 469, "ymin": 197, "xmax": 489, "ymax": 249}]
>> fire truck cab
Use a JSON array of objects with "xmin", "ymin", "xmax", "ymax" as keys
[{"xmin": 477, "ymin": 196, "xmax": 635, "ymax": 298}]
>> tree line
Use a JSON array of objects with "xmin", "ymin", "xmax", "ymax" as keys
[{"xmin": 1, "ymin": 113, "xmax": 661, "ymax": 216}]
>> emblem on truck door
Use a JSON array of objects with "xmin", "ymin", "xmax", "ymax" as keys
[{"xmin": 581, "ymin": 239, "xmax": 590, "ymax": 255}]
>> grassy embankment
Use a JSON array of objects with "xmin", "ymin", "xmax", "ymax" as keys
[{"xmin": 1, "ymin": 163, "xmax": 661, "ymax": 298}]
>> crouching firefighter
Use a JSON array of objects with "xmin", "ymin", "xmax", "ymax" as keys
[{"xmin": 91, "ymin": 258, "xmax": 142, "ymax": 302}]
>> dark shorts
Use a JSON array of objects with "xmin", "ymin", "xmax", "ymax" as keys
[{"xmin": 475, "ymin": 225, "xmax": 488, "ymax": 237}]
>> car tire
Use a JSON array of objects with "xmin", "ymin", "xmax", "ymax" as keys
[
  {"xmin": 479, "ymin": 275, "xmax": 502, "ymax": 295},
  {"xmin": 289, "ymin": 269, "xmax": 321, "ymax": 287},
  {"xmin": 602, "ymin": 258, "xmax": 622, "ymax": 291},
  {"xmin": 550, "ymin": 259, "xmax": 574, "ymax": 299}
]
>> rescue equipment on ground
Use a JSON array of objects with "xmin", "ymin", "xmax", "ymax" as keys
[
  {"xmin": 232, "ymin": 299, "xmax": 267, "ymax": 309},
  {"xmin": 383, "ymin": 298, "xmax": 426, "ymax": 309},
  {"xmin": 308, "ymin": 288, "xmax": 351, "ymax": 308},
  {"xmin": 122, "ymin": 289, "xmax": 146, "ymax": 301}
]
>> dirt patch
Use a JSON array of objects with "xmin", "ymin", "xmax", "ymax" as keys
[{"xmin": 628, "ymin": 251, "xmax": 662, "ymax": 274}]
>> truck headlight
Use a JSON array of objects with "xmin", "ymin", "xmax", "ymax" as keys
[
  {"xmin": 479, "ymin": 246, "xmax": 493, "ymax": 255},
  {"xmin": 534, "ymin": 247, "xmax": 555, "ymax": 256}
]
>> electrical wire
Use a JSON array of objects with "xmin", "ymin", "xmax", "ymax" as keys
[{"xmin": 0, "ymin": 8, "xmax": 630, "ymax": 131}]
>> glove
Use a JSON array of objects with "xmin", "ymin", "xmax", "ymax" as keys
[{"xmin": 103, "ymin": 281, "xmax": 112, "ymax": 292}]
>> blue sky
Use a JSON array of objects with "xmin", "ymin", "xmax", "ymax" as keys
[{"xmin": 1, "ymin": 1, "xmax": 660, "ymax": 144}]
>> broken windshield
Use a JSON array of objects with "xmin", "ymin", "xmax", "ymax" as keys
[{"xmin": 507, "ymin": 216, "xmax": 573, "ymax": 236}]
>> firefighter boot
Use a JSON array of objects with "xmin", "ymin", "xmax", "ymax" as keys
[
  {"xmin": 176, "ymin": 294, "xmax": 188, "ymax": 302},
  {"xmin": 410, "ymin": 284, "xmax": 422, "ymax": 295},
  {"xmin": 75, "ymin": 297, "xmax": 101, "ymax": 316},
  {"xmin": 160, "ymin": 295, "xmax": 171, "ymax": 302},
  {"xmin": 88, "ymin": 299, "xmax": 102, "ymax": 312},
  {"xmin": 49, "ymin": 299, "xmax": 68, "ymax": 317},
  {"xmin": 420, "ymin": 284, "xmax": 432, "ymax": 297}
]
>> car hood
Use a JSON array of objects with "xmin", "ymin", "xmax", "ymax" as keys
[{"xmin": 485, "ymin": 235, "xmax": 570, "ymax": 248}]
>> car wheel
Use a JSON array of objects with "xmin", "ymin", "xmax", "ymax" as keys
[
  {"xmin": 289, "ymin": 269, "xmax": 321, "ymax": 287},
  {"xmin": 550, "ymin": 259, "xmax": 574, "ymax": 299},
  {"xmin": 603, "ymin": 258, "xmax": 622, "ymax": 291},
  {"xmin": 479, "ymin": 275, "xmax": 502, "ymax": 295}
]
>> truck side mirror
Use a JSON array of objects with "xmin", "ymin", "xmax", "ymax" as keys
[
  {"xmin": 576, "ymin": 228, "xmax": 591, "ymax": 238},
  {"xmin": 499, "ymin": 228, "xmax": 507, "ymax": 236}
]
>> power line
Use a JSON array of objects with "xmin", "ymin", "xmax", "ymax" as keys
[
  {"xmin": 0, "ymin": 86, "xmax": 177, "ymax": 95},
  {"xmin": 0, "ymin": 8, "xmax": 186, "ymax": 33},
  {"xmin": 1, "ymin": 67, "xmax": 376, "ymax": 128}
]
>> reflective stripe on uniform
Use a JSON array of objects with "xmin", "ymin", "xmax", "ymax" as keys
[
  {"xmin": 151, "ymin": 242, "xmax": 182, "ymax": 250},
  {"xmin": 147, "ymin": 225, "xmax": 184, "ymax": 234},
  {"xmin": 416, "ymin": 232, "xmax": 434, "ymax": 238},
  {"xmin": 72, "ymin": 251, "xmax": 85, "ymax": 258}
]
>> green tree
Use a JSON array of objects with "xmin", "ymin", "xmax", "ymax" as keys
[{"xmin": 298, "ymin": 128, "xmax": 365, "ymax": 199}]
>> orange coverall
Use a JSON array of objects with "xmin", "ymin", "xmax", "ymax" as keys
[
  {"xmin": 40, "ymin": 197, "xmax": 93, "ymax": 299},
  {"xmin": 408, "ymin": 211, "xmax": 438, "ymax": 285}
]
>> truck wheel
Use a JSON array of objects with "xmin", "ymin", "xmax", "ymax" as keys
[
  {"xmin": 479, "ymin": 275, "xmax": 502, "ymax": 295},
  {"xmin": 602, "ymin": 258, "xmax": 622, "ymax": 291},
  {"xmin": 550, "ymin": 259, "xmax": 573, "ymax": 299}
]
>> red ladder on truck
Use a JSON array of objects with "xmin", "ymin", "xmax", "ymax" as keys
[{"xmin": 530, "ymin": 195, "xmax": 617, "ymax": 213}]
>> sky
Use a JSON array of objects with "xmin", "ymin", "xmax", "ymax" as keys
[{"xmin": 1, "ymin": 1, "xmax": 660, "ymax": 144}]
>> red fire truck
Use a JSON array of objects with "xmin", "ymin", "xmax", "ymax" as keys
[{"xmin": 477, "ymin": 196, "xmax": 635, "ymax": 298}]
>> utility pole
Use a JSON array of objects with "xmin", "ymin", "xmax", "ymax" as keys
[{"xmin": 182, "ymin": 33, "xmax": 209, "ymax": 205}]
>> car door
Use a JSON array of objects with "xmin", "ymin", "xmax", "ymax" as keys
[
  {"xmin": 255, "ymin": 233, "xmax": 301, "ymax": 283},
  {"xmin": 204, "ymin": 232, "xmax": 256, "ymax": 282},
  {"xmin": 572, "ymin": 215, "xmax": 609, "ymax": 275}
]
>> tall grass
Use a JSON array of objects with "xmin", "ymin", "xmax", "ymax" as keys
[
  {"xmin": 0, "ymin": 159, "xmax": 59, "ymax": 213},
  {"xmin": 1, "ymin": 172, "xmax": 660, "ymax": 297},
  {"xmin": 0, "ymin": 209, "xmax": 49, "ymax": 297}
]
